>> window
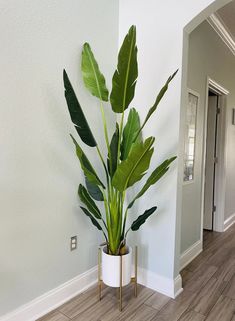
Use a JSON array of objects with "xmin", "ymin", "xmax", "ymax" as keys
[{"xmin": 183, "ymin": 90, "xmax": 198, "ymax": 182}]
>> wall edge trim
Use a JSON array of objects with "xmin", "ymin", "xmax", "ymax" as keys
[
  {"xmin": 0, "ymin": 266, "xmax": 97, "ymax": 321},
  {"xmin": 1, "ymin": 264, "xmax": 184, "ymax": 320},
  {"xmin": 180, "ymin": 240, "xmax": 202, "ymax": 270},
  {"xmin": 137, "ymin": 267, "xmax": 183, "ymax": 299},
  {"xmin": 207, "ymin": 13, "xmax": 235, "ymax": 56},
  {"xmin": 224, "ymin": 213, "xmax": 235, "ymax": 231}
]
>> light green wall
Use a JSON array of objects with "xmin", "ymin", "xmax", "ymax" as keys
[
  {"xmin": 181, "ymin": 20, "xmax": 235, "ymax": 253},
  {"xmin": 0, "ymin": 0, "xmax": 118, "ymax": 315}
]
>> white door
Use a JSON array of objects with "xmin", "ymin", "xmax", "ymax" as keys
[{"xmin": 204, "ymin": 94, "xmax": 219, "ymax": 230}]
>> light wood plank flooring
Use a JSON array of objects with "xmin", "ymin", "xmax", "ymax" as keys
[{"xmin": 38, "ymin": 224, "xmax": 235, "ymax": 321}]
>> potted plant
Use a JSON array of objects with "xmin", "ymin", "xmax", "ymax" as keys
[{"xmin": 63, "ymin": 25, "xmax": 177, "ymax": 288}]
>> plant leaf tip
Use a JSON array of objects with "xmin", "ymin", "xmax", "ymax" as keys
[
  {"xmin": 83, "ymin": 42, "xmax": 90, "ymax": 49},
  {"xmin": 63, "ymin": 69, "xmax": 67, "ymax": 81}
]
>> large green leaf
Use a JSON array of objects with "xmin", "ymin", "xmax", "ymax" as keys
[
  {"xmin": 130, "ymin": 207, "xmax": 157, "ymax": 232},
  {"xmin": 107, "ymin": 123, "xmax": 119, "ymax": 178},
  {"xmin": 81, "ymin": 43, "xmax": 109, "ymax": 101},
  {"xmin": 112, "ymin": 137, "xmax": 155, "ymax": 192},
  {"xmin": 78, "ymin": 184, "xmax": 102, "ymax": 219},
  {"xmin": 139, "ymin": 70, "xmax": 178, "ymax": 134},
  {"xmin": 85, "ymin": 178, "xmax": 104, "ymax": 201},
  {"xmin": 121, "ymin": 108, "xmax": 142, "ymax": 160},
  {"xmin": 63, "ymin": 70, "xmax": 97, "ymax": 147},
  {"xmin": 128, "ymin": 156, "xmax": 176, "ymax": 208},
  {"xmin": 70, "ymin": 135, "xmax": 105, "ymax": 188},
  {"xmin": 80, "ymin": 206, "xmax": 102, "ymax": 231},
  {"xmin": 110, "ymin": 25, "xmax": 138, "ymax": 113}
]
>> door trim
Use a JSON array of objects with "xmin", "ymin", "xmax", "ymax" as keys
[{"xmin": 200, "ymin": 77, "xmax": 229, "ymax": 240}]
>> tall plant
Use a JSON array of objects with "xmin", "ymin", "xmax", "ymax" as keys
[{"xmin": 63, "ymin": 26, "xmax": 177, "ymax": 255}]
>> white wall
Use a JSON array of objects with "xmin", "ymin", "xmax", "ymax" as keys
[
  {"xmin": 181, "ymin": 20, "xmax": 235, "ymax": 253},
  {"xmin": 119, "ymin": 0, "xmax": 232, "ymax": 281},
  {"xmin": 0, "ymin": 0, "xmax": 118, "ymax": 316}
]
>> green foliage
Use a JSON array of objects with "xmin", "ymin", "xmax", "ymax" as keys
[
  {"xmin": 80, "ymin": 207, "xmax": 103, "ymax": 231},
  {"xmin": 128, "ymin": 156, "xmax": 177, "ymax": 208},
  {"xmin": 63, "ymin": 70, "xmax": 97, "ymax": 147},
  {"xmin": 70, "ymin": 135, "xmax": 105, "ymax": 188},
  {"xmin": 78, "ymin": 184, "xmax": 102, "ymax": 219},
  {"xmin": 81, "ymin": 43, "xmax": 109, "ymax": 102},
  {"xmin": 112, "ymin": 137, "xmax": 155, "ymax": 192},
  {"xmin": 130, "ymin": 207, "xmax": 157, "ymax": 232},
  {"xmin": 64, "ymin": 25, "xmax": 177, "ymax": 255},
  {"xmin": 110, "ymin": 26, "xmax": 138, "ymax": 113},
  {"xmin": 121, "ymin": 108, "xmax": 142, "ymax": 160},
  {"xmin": 107, "ymin": 123, "xmax": 119, "ymax": 178},
  {"xmin": 85, "ymin": 178, "xmax": 104, "ymax": 201},
  {"xmin": 139, "ymin": 70, "xmax": 178, "ymax": 134}
]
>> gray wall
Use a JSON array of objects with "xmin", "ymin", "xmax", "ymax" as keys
[
  {"xmin": 181, "ymin": 20, "xmax": 235, "ymax": 253},
  {"xmin": 0, "ymin": 0, "xmax": 118, "ymax": 315}
]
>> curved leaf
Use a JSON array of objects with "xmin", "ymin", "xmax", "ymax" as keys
[
  {"xmin": 128, "ymin": 156, "xmax": 176, "ymax": 208},
  {"xmin": 121, "ymin": 108, "xmax": 142, "ymax": 160},
  {"xmin": 70, "ymin": 135, "xmax": 105, "ymax": 188},
  {"xmin": 110, "ymin": 25, "xmax": 138, "ymax": 113},
  {"xmin": 107, "ymin": 123, "xmax": 119, "ymax": 178},
  {"xmin": 112, "ymin": 137, "xmax": 155, "ymax": 192},
  {"xmin": 81, "ymin": 43, "xmax": 109, "ymax": 101},
  {"xmin": 141, "ymin": 70, "xmax": 178, "ymax": 130},
  {"xmin": 85, "ymin": 178, "xmax": 104, "ymax": 201},
  {"xmin": 78, "ymin": 184, "xmax": 102, "ymax": 219},
  {"xmin": 80, "ymin": 206, "xmax": 102, "ymax": 231},
  {"xmin": 130, "ymin": 207, "xmax": 157, "ymax": 232},
  {"xmin": 63, "ymin": 70, "xmax": 97, "ymax": 147}
]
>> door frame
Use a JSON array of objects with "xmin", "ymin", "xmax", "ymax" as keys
[{"xmin": 200, "ymin": 77, "xmax": 229, "ymax": 238}]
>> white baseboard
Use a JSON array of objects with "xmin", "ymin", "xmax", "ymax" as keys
[
  {"xmin": 180, "ymin": 240, "xmax": 202, "ymax": 270},
  {"xmin": 137, "ymin": 267, "xmax": 183, "ymax": 298},
  {"xmin": 0, "ymin": 266, "xmax": 98, "ymax": 321},
  {"xmin": 1, "ymin": 263, "xmax": 184, "ymax": 321},
  {"xmin": 224, "ymin": 213, "xmax": 235, "ymax": 231}
]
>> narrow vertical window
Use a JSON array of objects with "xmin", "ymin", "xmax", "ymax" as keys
[{"xmin": 184, "ymin": 91, "xmax": 198, "ymax": 182}]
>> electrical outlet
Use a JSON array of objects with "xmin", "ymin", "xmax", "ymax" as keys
[{"xmin": 70, "ymin": 236, "xmax": 77, "ymax": 251}]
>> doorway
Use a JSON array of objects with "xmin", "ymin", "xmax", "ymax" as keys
[
  {"xmin": 203, "ymin": 90, "xmax": 220, "ymax": 231},
  {"xmin": 178, "ymin": 0, "xmax": 233, "ymax": 274},
  {"xmin": 201, "ymin": 78, "xmax": 229, "ymax": 235}
]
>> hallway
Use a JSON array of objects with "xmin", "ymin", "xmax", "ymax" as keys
[{"xmin": 39, "ymin": 225, "xmax": 235, "ymax": 321}]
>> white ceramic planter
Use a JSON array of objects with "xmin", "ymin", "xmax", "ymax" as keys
[{"xmin": 102, "ymin": 246, "xmax": 132, "ymax": 287}]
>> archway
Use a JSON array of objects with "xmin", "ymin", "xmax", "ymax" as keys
[
  {"xmin": 118, "ymin": 0, "xmax": 234, "ymax": 298},
  {"xmin": 177, "ymin": 0, "xmax": 234, "ymax": 275}
]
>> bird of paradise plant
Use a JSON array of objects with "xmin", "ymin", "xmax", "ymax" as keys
[{"xmin": 63, "ymin": 25, "xmax": 177, "ymax": 256}]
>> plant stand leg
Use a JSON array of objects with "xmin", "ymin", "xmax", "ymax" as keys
[
  {"xmin": 119, "ymin": 254, "xmax": 123, "ymax": 311},
  {"xmin": 134, "ymin": 246, "xmax": 138, "ymax": 297},
  {"xmin": 98, "ymin": 247, "xmax": 102, "ymax": 301},
  {"xmin": 131, "ymin": 246, "xmax": 138, "ymax": 298}
]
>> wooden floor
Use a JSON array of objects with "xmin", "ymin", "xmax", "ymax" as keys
[{"xmin": 38, "ymin": 224, "xmax": 235, "ymax": 321}]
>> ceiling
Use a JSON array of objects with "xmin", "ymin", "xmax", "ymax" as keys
[{"xmin": 217, "ymin": 0, "xmax": 235, "ymax": 39}]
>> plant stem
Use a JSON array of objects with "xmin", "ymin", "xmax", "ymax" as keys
[
  {"xmin": 100, "ymin": 102, "xmax": 111, "ymax": 156},
  {"xmin": 121, "ymin": 207, "xmax": 128, "ymax": 239},
  {"xmin": 102, "ymin": 230, "xmax": 109, "ymax": 244},
  {"xmin": 101, "ymin": 188, "xmax": 113, "ymax": 249},
  {"xmin": 124, "ymin": 227, "xmax": 131, "ymax": 239},
  {"xmin": 117, "ymin": 111, "xmax": 125, "ymax": 163},
  {"xmin": 96, "ymin": 145, "xmax": 109, "ymax": 182},
  {"xmin": 101, "ymin": 218, "xmax": 108, "ymax": 231},
  {"xmin": 99, "ymin": 102, "xmax": 115, "ymax": 194}
]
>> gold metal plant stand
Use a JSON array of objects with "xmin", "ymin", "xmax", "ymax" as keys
[{"xmin": 98, "ymin": 246, "xmax": 138, "ymax": 311}]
